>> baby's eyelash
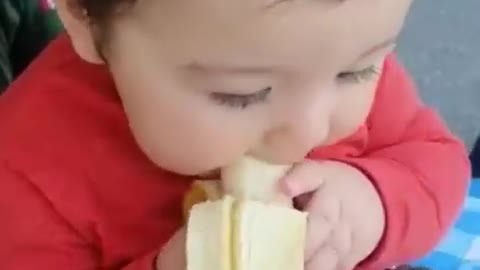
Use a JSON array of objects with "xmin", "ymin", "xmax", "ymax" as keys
[
  {"xmin": 209, "ymin": 87, "xmax": 272, "ymax": 109},
  {"xmin": 337, "ymin": 66, "xmax": 380, "ymax": 83}
]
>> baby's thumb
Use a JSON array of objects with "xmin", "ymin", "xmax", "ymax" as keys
[
  {"xmin": 280, "ymin": 160, "xmax": 327, "ymax": 198},
  {"xmin": 156, "ymin": 227, "xmax": 187, "ymax": 270}
]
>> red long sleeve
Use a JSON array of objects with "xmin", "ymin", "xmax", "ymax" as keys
[
  {"xmin": 0, "ymin": 162, "xmax": 98, "ymax": 269},
  {"xmin": 0, "ymin": 36, "xmax": 189, "ymax": 270},
  {"xmin": 0, "ymin": 161, "xmax": 164, "ymax": 270},
  {"xmin": 309, "ymin": 55, "xmax": 471, "ymax": 268}
]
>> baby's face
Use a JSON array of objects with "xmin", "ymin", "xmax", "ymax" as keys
[{"xmin": 105, "ymin": 0, "xmax": 412, "ymax": 175}]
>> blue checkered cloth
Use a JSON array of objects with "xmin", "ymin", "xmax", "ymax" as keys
[{"xmin": 411, "ymin": 179, "xmax": 480, "ymax": 270}]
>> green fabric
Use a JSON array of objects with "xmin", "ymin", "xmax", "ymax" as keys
[{"xmin": 0, "ymin": 0, "xmax": 63, "ymax": 92}]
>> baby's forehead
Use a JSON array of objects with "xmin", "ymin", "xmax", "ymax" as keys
[
  {"xmin": 134, "ymin": 0, "xmax": 410, "ymax": 42},
  {"xmin": 135, "ymin": 0, "xmax": 411, "ymax": 29},
  {"xmin": 123, "ymin": 0, "xmax": 411, "ymax": 70}
]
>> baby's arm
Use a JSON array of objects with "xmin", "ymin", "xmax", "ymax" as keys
[
  {"xmin": 0, "ymin": 162, "xmax": 180, "ymax": 270},
  {"xmin": 309, "ymin": 55, "xmax": 470, "ymax": 268}
]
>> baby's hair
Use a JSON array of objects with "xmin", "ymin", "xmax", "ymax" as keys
[
  {"xmin": 79, "ymin": 0, "xmax": 135, "ymax": 24},
  {"xmin": 74, "ymin": 0, "xmax": 136, "ymax": 59},
  {"xmin": 77, "ymin": 0, "xmax": 136, "ymax": 23}
]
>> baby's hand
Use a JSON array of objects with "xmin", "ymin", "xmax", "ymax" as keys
[
  {"xmin": 156, "ymin": 228, "xmax": 186, "ymax": 270},
  {"xmin": 281, "ymin": 160, "xmax": 385, "ymax": 270}
]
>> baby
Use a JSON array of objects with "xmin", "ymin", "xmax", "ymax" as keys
[{"xmin": 0, "ymin": 0, "xmax": 471, "ymax": 270}]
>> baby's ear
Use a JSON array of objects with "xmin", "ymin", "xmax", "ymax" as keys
[{"xmin": 55, "ymin": 0, "xmax": 104, "ymax": 64}]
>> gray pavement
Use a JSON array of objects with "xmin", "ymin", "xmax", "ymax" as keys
[{"xmin": 397, "ymin": 0, "xmax": 480, "ymax": 149}]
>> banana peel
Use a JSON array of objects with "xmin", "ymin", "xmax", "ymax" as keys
[
  {"xmin": 187, "ymin": 195, "xmax": 306, "ymax": 270},
  {"xmin": 183, "ymin": 180, "xmax": 221, "ymax": 221}
]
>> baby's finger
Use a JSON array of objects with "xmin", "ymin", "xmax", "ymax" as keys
[
  {"xmin": 305, "ymin": 246, "xmax": 339, "ymax": 270},
  {"xmin": 306, "ymin": 191, "xmax": 359, "ymax": 270},
  {"xmin": 305, "ymin": 183, "xmax": 341, "ymax": 227},
  {"xmin": 156, "ymin": 227, "xmax": 186, "ymax": 270},
  {"xmin": 304, "ymin": 186, "xmax": 340, "ymax": 259},
  {"xmin": 304, "ymin": 213, "xmax": 332, "ymax": 260},
  {"xmin": 337, "ymin": 259, "xmax": 359, "ymax": 270},
  {"xmin": 280, "ymin": 160, "xmax": 326, "ymax": 198}
]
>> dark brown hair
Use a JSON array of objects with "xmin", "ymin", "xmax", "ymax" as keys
[
  {"xmin": 79, "ymin": 0, "xmax": 136, "ymax": 25},
  {"xmin": 75, "ymin": 0, "xmax": 136, "ymax": 57}
]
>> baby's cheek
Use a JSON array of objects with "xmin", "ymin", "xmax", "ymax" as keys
[
  {"xmin": 150, "ymin": 116, "xmax": 261, "ymax": 175},
  {"xmin": 327, "ymin": 82, "xmax": 377, "ymax": 143},
  {"xmin": 149, "ymin": 125, "xmax": 253, "ymax": 175}
]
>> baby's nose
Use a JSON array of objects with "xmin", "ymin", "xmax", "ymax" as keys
[{"xmin": 259, "ymin": 99, "xmax": 331, "ymax": 164}]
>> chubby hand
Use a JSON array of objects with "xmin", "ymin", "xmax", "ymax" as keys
[
  {"xmin": 156, "ymin": 228, "xmax": 186, "ymax": 270},
  {"xmin": 281, "ymin": 160, "xmax": 385, "ymax": 270}
]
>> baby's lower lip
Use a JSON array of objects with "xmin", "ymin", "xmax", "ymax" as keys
[{"xmin": 196, "ymin": 168, "xmax": 221, "ymax": 180}]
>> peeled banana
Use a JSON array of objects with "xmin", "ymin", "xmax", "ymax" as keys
[
  {"xmin": 221, "ymin": 156, "xmax": 293, "ymax": 206},
  {"xmin": 185, "ymin": 156, "xmax": 307, "ymax": 270},
  {"xmin": 183, "ymin": 180, "xmax": 222, "ymax": 220}
]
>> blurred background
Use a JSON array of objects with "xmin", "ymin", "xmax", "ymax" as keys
[{"xmin": 398, "ymin": 0, "xmax": 480, "ymax": 149}]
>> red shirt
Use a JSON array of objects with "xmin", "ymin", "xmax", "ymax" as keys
[{"xmin": 0, "ymin": 35, "xmax": 470, "ymax": 270}]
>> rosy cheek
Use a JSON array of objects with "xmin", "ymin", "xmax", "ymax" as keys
[
  {"xmin": 327, "ymin": 111, "xmax": 365, "ymax": 144},
  {"xmin": 327, "ymin": 84, "xmax": 377, "ymax": 143},
  {"xmin": 156, "ymin": 119, "xmax": 257, "ymax": 174}
]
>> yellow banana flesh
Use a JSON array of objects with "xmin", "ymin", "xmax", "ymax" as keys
[{"xmin": 185, "ymin": 156, "xmax": 307, "ymax": 270}]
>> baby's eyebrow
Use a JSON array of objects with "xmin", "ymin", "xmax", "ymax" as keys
[
  {"xmin": 358, "ymin": 37, "xmax": 398, "ymax": 60},
  {"xmin": 185, "ymin": 62, "xmax": 276, "ymax": 75},
  {"xmin": 264, "ymin": 0, "xmax": 344, "ymax": 9},
  {"xmin": 264, "ymin": 0, "xmax": 290, "ymax": 9}
]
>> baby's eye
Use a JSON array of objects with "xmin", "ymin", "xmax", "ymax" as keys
[
  {"xmin": 209, "ymin": 87, "xmax": 272, "ymax": 109},
  {"xmin": 336, "ymin": 66, "xmax": 380, "ymax": 83}
]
